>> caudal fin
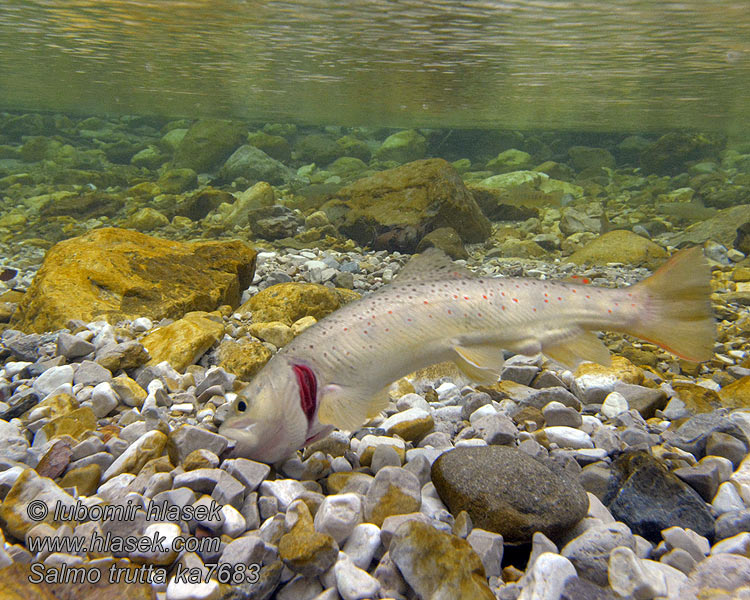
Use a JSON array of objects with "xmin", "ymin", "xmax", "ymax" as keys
[{"xmin": 630, "ymin": 246, "xmax": 715, "ymax": 362}]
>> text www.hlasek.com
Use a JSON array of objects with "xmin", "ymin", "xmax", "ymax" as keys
[{"xmin": 24, "ymin": 499, "xmax": 260, "ymax": 585}]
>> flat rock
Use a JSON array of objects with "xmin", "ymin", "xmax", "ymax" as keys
[
  {"xmin": 431, "ymin": 446, "xmax": 588, "ymax": 543},
  {"xmin": 141, "ymin": 311, "xmax": 225, "ymax": 372},
  {"xmin": 10, "ymin": 227, "xmax": 256, "ymax": 333}
]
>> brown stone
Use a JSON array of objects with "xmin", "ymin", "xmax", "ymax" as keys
[
  {"xmin": 58, "ymin": 464, "xmax": 102, "ymax": 496},
  {"xmin": 568, "ymin": 230, "xmax": 668, "ymax": 269},
  {"xmin": 39, "ymin": 407, "xmax": 97, "ymax": 443},
  {"xmin": 242, "ymin": 282, "xmax": 359, "ymax": 326},
  {"xmin": 11, "ymin": 227, "xmax": 255, "ymax": 333},
  {"xmin": 141, "ymin": 311, "xmax": 225, "ymax": 372},
  {"xmin": 390, "ymin": 520, "xmax": 494, "ymax": 600},
  {"xmin": 278, "ymin": 501, "xmax": 338, "ymax": 577},
  {"xmin": 324, "ymin": 158, "xmax": 491, "ymax": 246},
  {"xmin": 718, "ymin": 376, "xmax": 750, "ymax": 410},
  {"xmin": 35, "ymin": 438, "xmax": 73, "ymax": 479},
  {"xmin": 673, "ymin": 382, "xmax": 723, "ymax": 414},
  {"xmin": 217, "ymin": 339, "xmax": 272, "ymax": 380}
]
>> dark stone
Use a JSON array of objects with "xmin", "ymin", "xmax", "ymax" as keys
[
  {"xmin": 561, "ymin": 577, "xmax": 619, "ymax": 600},
  {"xmin": 295, "ymin": 133, "xmax": 346, "ymax": 166},
  {"xmin": 612, "ymin": 382, "xmax": 668, "ymax": 420},
  {"xmin": 416, "ymin": 227, "xmax": 468, "ymax": 259},
  {"xmin": 661, "ymin": 409, "xmax": 749, "ymax": 458},
  {"xmin": 639, "ymin": 132, "xmax": 726, "ymax": 175},
  {"xmin": 431, "ymin": 446, "xmax": 588, "ymax": 544},
  {"xmin": 604, "ymin": 451, "xmax": 715, "ymax": 542},
  {"xmin": 173, "ymin": 119, "xmax": 246, "ymax": 173},
  {"xmin": 0, "ymin": 388, "xmax": 40, "ymax": 421},
  {"xmin": 673, "ymin": 462, "xmax": 720, "ymax": 502},
  {"xmin": 248, "ymin": 205, "xmax": 301, "ymax": 241}
]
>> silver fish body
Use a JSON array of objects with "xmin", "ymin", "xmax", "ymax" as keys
[{"xmin": 220, "ymin": 247, "xmax": 714, "ymax": 463}]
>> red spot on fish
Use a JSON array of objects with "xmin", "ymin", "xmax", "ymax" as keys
[
  {"xmin": 454, "ymin": 294, "xmax": 458, "ymax": 299},
  {"xmin": 477, "ymin": 313, "xmax": 482, "ymax": 317},
  {"xmin": 424, "ymin": 300, "xmax": 429, "ymax": 304},
  {"xmin": 586, "ymin": 295, "xmax": 590, "ymax": 299},
  {"xmin": 572, "ymin": 289, "xmax": 577, "ymax": 293},
  {"xmin": 501, "ymin": 306, "xmax": 506, "ymax": 311},
  {"xmin": 544, "ymin": 299, "xmax": 549, "ymax": 303},
  {"xmin": 533, "ymin": 308, "xmax": 537, "ymax": 312},
  {"xmin": 292, "ymin": 364, "xmax": 317, "ymax": 424},
  {"xmin": 483, "ymin": 295, "xmax": 487, "ymax": 299},
  {"xmin": 343, "ymin": 327, "xmax": 348, "ymax": 331},
  {"xmin": 501, "ymin": 292, "xmax": 505, "ymax": 297},
  {"xmin": 557, "ymin": 297, "xmax": 562, "ymax": 301},
  {"xmin": 464, "ymin": 296, "xmax": 469, "ymax": 300},
  {"xmin": 388, "ymin": 310, "xmax": 393, "ymax": 314},
  {"xmin": 385, "ymin": 328, "xmax": 390, "ymax": 331},
  {"xmin": 544, "ymin": 293, "xmax": 548, "ymax": 297},
  {"xmin": 582, "ymin": 278, "xmax": 591, "ymax": 284},
  {"xmin": 447, "ymin": 309, "xmax": 452, "ymax": 314},
  {"xmin": 608, "ymin": 309, "xmax": 613, "ymax": 313},
  {"xmin": 512, "ymin": 298, "xmax": 518, "ymax": 303}
]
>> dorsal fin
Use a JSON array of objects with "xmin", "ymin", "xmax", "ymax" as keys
[{"xmin": 393, "ymin": 247, "xmax": 475, "ymax": 284}]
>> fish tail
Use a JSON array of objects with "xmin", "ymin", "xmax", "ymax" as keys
[{"xmin": 629, "ymin": 246, "xmax": 715, "ymax": 362}]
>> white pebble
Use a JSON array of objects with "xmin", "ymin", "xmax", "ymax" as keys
[
  {"xmin": 220, "ymin": 504, "xmax": 247, "ymax": 538},
  {"xmin": 543, "ymin": 426, "xmax": 594, "ymax": 449},
  {"xmin": 518, "ymin": 552, "xmax": 576, "ymax": 600},
  {"xmin": 34, "ymin": 365, "xmax": 74, "ymax": 396},
  {"xmin": 342, "ymin": 523, "xmax": 381, "ymax": 570},
  {"xmin": 712, "ymin": 481, "xmax": 746, "ymax": 514},
  {"xmin": 334, "ymin": 552, "xmax": 381, "ymax": 600},
  {"xmin": 90, "ymin": 381, "xmax": 119, "ymax": 417},
  {"xmin": 314, "ymin": 493, "xmax": 364, "ymax": 545},
  {"xmin": 600, "ymin": 391, "xmax": 629, "ymax": 419},
  {"xmin": 710, "ymin": 532, "xmax": 750, "ymax": 556}
]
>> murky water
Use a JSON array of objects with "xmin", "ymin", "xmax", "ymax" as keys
[{"xmin": 1, "ymin": 0, "xmax": 749, "ymax": 133}]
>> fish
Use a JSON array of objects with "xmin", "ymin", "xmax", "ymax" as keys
[{"xmin": 219, "ymin": 246, "xmax": 715, "ymax": 463}]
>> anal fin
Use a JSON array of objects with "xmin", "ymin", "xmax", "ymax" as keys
[
  {"xmin": 543, "ymin": 330, "xmax": 611, "ymax": 368},
  {"xmin": 453, "ymin": 344, "xmax": 505, "ymax": 384}
]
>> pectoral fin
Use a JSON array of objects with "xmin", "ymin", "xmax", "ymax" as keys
[
  {"xmin": 543, "ymin": 331, "xmax": 611, "ymax": 368},
  {"xmin": 317, "ymin": 384, "xmax": 390, "ymax": 431},
  {"xmin": 453, "ymin": 344, "xmax": 505, "ymax": 384}
]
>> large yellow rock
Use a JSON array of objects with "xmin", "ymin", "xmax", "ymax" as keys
[
  {"xmin": 242, "ymin": 282, "xmax": 359, "ymax": 325},
  {"xmin": 719, "ymin": 376, "xmax": 750, "ymax": 409},
  {"xmin": 141, "ymin": 311, "xmax": 225, "ymax": 372},
  {"xmin": 568, "ymin": 229, "xmax": 668, "ymax": 269},
  {"xmin": 11, "ymin": 227, "xmax": 256, "ymax": 333}
]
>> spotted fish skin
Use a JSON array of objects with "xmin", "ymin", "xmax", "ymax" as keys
[{"xmin": 220, "ymin": 247, "xmax": 714, "ymax": 463}]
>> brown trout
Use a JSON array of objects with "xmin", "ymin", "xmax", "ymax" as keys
[{"xmin": 220, "ymin": 247, "xmax": 714, "ymax": 463}]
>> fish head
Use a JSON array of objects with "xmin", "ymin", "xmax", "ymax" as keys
[{"xmin": 219, "ymin": 357, "xmax": 308, "ymax": 464}]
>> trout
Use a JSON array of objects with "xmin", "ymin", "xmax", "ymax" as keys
[{"xmin": 220, "ymin": 247, "xmax": 714, "ymax": 463}]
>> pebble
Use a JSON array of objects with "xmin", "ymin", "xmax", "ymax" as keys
[
  {"xmin": 334, "ymin": 551, "xmax": 381, "ymax": 600},
  {"xmin": 314, "ymin": 493, "xmax": 364, "ymax": 545},
  {"xmin": 543, "ymin": 425, "xmax": 594, "ymax": 449},
  {"xmin": 518, "ymin": 552, "xmax": 577, "ymax": 600},
  {"xmin": 342, "ymin": 523, "xmax": 381, "ymax": 569}
]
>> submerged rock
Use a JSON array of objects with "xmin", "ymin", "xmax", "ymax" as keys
[
  {"xmin": 324, "ymin": 158, "xmax": 491, "ymax": 248},
  {"xmin": 431, "ymin": 446, "xmax": 588, "ymax": 543},
  {"xmin": 10, "ymin": 228, "xmax": 256, "ymax": 333},
  {"xmin": 604, "ymin": 451, "xmax": 715, "ymax": 542},
  {"xmin": 567, "ymin": 229, "xmax": 668, "ymax": 268}
]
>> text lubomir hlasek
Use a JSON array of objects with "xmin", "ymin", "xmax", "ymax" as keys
[{"xmin": 52, "ymin": 499, "xmax": 223, "ymax": 522}]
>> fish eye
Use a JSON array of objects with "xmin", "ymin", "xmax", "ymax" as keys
[{"xmin": 237, "ymin": 400, "xmax": 247, "ymax": 412}]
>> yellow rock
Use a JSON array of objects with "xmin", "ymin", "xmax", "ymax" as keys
[
  {"xmin": 249, "ymin": 321, "xmax": 294, "ymax": 348},
  {"xmin": 102, "ymin": 430, "xmax": 168, "ymax": 481},
  {"xmin": 278, "ymin": 501, "xmax": 338, "ymax": 577},
  {"xmin": 291, "ymin": 315, "xmax": 317, "ymax": 336},
  {"xmin": 58, "ymin": 464, "xmax": 101, "ymax": 496},
  {"xmin": 242, "ymin": 282, "xmax": 359, "ymax": 326},
  {"xmin": 141, "ymin": 311, "xmax": 225, "ymax": 372},
  {"xmin": 217, "ymin": 339, "xmax": 272, "ymax": 380},
  {"xmin": 366, "ymin": 484, "xmax": 421, "ymax": 527},
  {"xmin": 110, "ymin": 375, "xmax": 147, "ymax": 408},
  {"xmin": 575, "ymin": 355, "xmax": 644, "ymax": 385},
  {"xmin": 718, "ymin": 376, "xmax": 750, "ymax": 410},
  {"xmin": 0, "ymin": 469, "xmax": 76, "ymax": 540},
  {"xmin": 10, "ymin": 227, "xmax": 256, "ymax": 333},
  {"xmin": 390, "ymin": 519, "xmax": 494, "ymax": 600},
  {"xmin": 39, "ymin": 406, "xmax": 96, "ymax": 443},
  {"xmin": 35, "ymin": 392, "xmax": 79, "ymax": 419},
  {"xmin": 673, "ymin": 382, "xmax": 723, "ymax": 413},
  {"xmin": 568, "ymin": 230, "xmax": 668, "ymax": 269}
]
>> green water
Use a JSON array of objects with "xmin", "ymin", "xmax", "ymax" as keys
[{"xmin": 1, "ymin": 0, "xmax": 749, "ymax": 134}]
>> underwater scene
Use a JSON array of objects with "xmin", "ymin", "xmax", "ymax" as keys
[{"xmin": 1, "ymin": 1, "xmax": 750, "ymax": 599}]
